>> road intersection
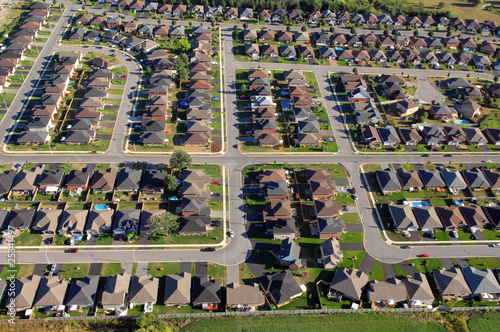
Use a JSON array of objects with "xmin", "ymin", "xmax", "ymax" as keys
[{"xmin": 0, "ymin": 2, "xmax": 499, "ymax": 266}]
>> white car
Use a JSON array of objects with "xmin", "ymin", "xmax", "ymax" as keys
[
  {"xmin": 50, "ymin": 264, "xmax": 57, "ymax": 272},
  {"xmin": 483, "ymin": 160, "xmax": 492, "ymax": 163},
  {"xmin": 490, "ymin": 243, "xmax": 500, "ymax": 247},
  {"xmin": 229, "ymin": 231, "xmax": 234, "ymax": 238}
]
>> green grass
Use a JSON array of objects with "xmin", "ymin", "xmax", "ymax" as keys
[
  {"xmin": 469, "ymin": 312, "xmax": 500, "ymax": 332},
  {"xmin": 342, "ymin": 213, "xmax": 361, "ymax": 224},
  {"xmin": 434, "ymin": 230, "xmax": 451, "ymax": 245},
  {"xmin": 15, "ymin": 231, "xmax": 42, "ymax": 247},
  {"xmin": 100, "ymin": 263, "xmax": 121, "ymax": 276},
  {"xmin": 408, "ymin": 258, "xmax": 443, "ymax": 273},
  {"xmin": 181, "ymin": 313, "xmax": 446, "ymax": 331},
  {"xmin": 393, "ymin": 264, "xmax": 408, "ymax": 278},
  {"xmin": 370, "ymin": 260, "xmax": 386, "ymax": 281},
  {"xmin": 207, "ymin": 263, "xmax": 226, "ymax": 285},
  {"xmin": 108, "ymin": 89, "xmax": 124, "ymax": 96},
  {"xmin": 466, "ymin": 257, "xmax": 500, "ymax": 270},
  {"xmin": 0, "ymin": 264, "xmax": 35, "ymax": 280},
  {"xmin": 151, "ymin": 228, "xmax": 223, "ymax": 245},
  {"xmin": 336, "ymin": 250, "xmax": 366, "ymax": 269},
  {"xmin": 110, "ymin": 66, "xmax": 128, "ymax": 77},
  {"xmin": 189, "ymin": 164, "xmax": 222, "ymax": 179},
  {"xmin": 148, "ymin": 262, "xmax": 179, "ymax": 277},
  {"xmin": 339, "ymin": 232, "xmax": 364, "ymax": 243},
  {"xmin": 61, "ymin": 263, "xmax": 90, "ymax": 280}
]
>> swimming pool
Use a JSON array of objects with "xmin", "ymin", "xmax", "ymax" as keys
[
  {"xmin": 282, "ymin": 101, "xmax": 290, "ymax": 110},
  {"xmin": 411, "ymin": 201, "xmax": 430, "ymax": 207},
  {"xmin": 456, "ymin": 120, "xmax": 469, "ymax": 124},
  {"xmin": 95, "ymin": 205, "xmax": 107, "ymax": 210},
  {"xmin": 455, "ymin": 200, "xmax": 464, "ymax": 206}
]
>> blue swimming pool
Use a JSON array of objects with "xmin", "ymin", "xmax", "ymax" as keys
[
  {"xmin": 282, "ymin": 101, "xmax": 290, "ymax": 110},
  {"xmin": 457, "ymin": 120, "xmax": 469, "ymax": 124},
  {"xmin": 455, "ymin": 200, "xmax": 464, "ymax": 206},
  {"xmin": 95, "ymin": 205, "xmax": 107, "ymax": 210},
  {"xmin": 411, "ymin": 201, "xmax": 430, "ymax": 207}
]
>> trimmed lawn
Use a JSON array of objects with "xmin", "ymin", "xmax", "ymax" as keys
[
  {"xmin": 207, "ymin": 263, "xmax": 226, "ymax": 285},
  {"xmin": 100, "ymin": 263, "xmax": 121, "ymax": 276},
  {"xmin": 336, "ymin": 250, "xmax": 366, "ymax": 269},
  {"xmin": 61, "ymin": 263, "xmax": 90, "ymax": 280},
  {"xmin": 370, "ymin": 260, "xmax": 386, "ymax": 281},
  {"xmin": 0, "ymin": 264, "xmax": 35, "ymax": 279},
  {"xmin": 15, "ymin": 231, "xmax": 42, "ymax": 247},
  {"xmin": 339, "ymin": 232, "xmax": 364, "ymax": 243},
  {"xmin": 408, "ymin": 258, "xmax": 443, "ymax": 273},
  {"xmin": 466, "ymin": 257, "xmax": 500, "ymax": 270},
  {"xmin": 343, "ymin": 213, "xmax": 361, "ymax": 224},
  {"xmin": 148, "ymin": 262, "xmax": 179, "ymax": 277}
]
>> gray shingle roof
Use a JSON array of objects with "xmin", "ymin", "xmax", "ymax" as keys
[{"xmin": 66, "ymin": 275, "xmax": 99, "ymax": 307}]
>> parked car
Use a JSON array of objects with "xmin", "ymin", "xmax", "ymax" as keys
[
  {"xmin": 452, "ymin": 231, "xmax": 458, "ymax": 238},
  {"xmin": 50, "ymin": 264, "xmax": 57, "ymax": 272},
  {"xmin": 69, "ymin": 249, "xmax": 78, "ymax": 253},
  {"xmin": 352, "ymin": 187, "xmax": 356, "ymax": 194},
  {"xmin": 229, "ymin": 231, "xmax": 234, "ymax": 238},
  {"xmin": 402, "ymin": 245, "xmax": 413, "ymax": 249},
  {"xmin": 211, "ymin": 181, "xmax": 220, "ymax": 185},
  {"xmin": 205, "ymin": 247, "xmax": 216, "ymax": 252},
  {"xmin": 489, "ymin": 243, "xmax": 499, "ymax": 247},
  {"xmin": 352, "ymin": 194, "xmax": 358, "ymax": 200},
  {"xmin": 420, "ymin": 254, "xmax": 429, "ymax": 258}
]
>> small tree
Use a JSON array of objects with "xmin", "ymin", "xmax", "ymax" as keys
[
  {"xmin": 243, "ymin": 22, "xmax": 248, "ymax": 29},
  {"xmin": 329, "ymin": 26, "xmax": 335, "ymax": 33},
  {"xmin": 137, "ymin": 312, "xmax": 173, "ymax": 332},
  {"xmin": 301, "ymin": 25, "xmax": 307, "ymax": 32},
  {"xmin": 352, "ymin": 67, "xmax": 358, "ymax": 74},
  {"xmin": 147, "ymin": 211, "xmax": 179, "ymax": 236},
  {"xmin": 164, "ymin": 174, "xmax": 179, "ymax": 191},
  {"xmin": 170, "ymin": 150, "xmax": 192, "ymax": 169},
  {"xmin": 413, "ymin": 30, "xmax": 418, "ymax": 36}
]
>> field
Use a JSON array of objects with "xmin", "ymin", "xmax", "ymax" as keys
[
  {"xmin": 420, "ymin": 0, "xmax": 500, "ymax": 22},
  {"xmin": 181, "ymin": 314, "xmax": 446, "ymax": 332}
]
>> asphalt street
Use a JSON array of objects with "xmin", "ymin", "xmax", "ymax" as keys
[{"xmin": 0, "ymin": 1, "xmax": 499, "ymax": 266}]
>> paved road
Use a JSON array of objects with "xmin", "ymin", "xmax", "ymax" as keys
[{"xmin": 0, "ymin": 2, "xmax": 499, "ymax": 267}]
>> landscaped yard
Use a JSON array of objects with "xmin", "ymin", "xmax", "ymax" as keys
[
  {"xmin": 61, "ymin": 263, "xmax": 90, "ymax": 280},
  {"xmin": 100, "ymin": 263, "xmax": 121, "ymax": 276}
]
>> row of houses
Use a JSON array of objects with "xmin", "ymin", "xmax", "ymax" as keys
[
  {"xmin": 0, "ymin": 2, "xmax": 54, "ymax": 92},
  {"xmin": 328, "ymin": 266, "xmax": 500, "ymax": 307},
  {"xmin": 377, "ymin": 166, "xmax": 500, "ymax": 193}
]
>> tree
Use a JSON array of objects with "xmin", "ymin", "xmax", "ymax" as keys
[
  {"xmin": 158, "ymin": 18, "xmax": 161, "ymax": 24},
  {"xmin": 352, "ymin": 67, "xmax": 358, "ymax": 74},
  {"xmin": 392, "ymin": 28, "xmax": 398, "ymax": 36},
  {"xmin": 243, "ymin": 22, "xmax": 248, "ymax": 29},
  {"xmin": 147, "ymin": 211, "xmax": 179, "ymax": 236},
  {"xmin": 301, "ymin": 25, "xmax": 307, "ymax": 32},
  {"xmin": 329, "ymin": 26, "xmax": 335, "ymax": 33},
  {"xmin": 438, "ymin": 2, "xmax": 445, "ymax": 8},
  {"xmin": 164, "ymin": 174, "xmax": 179, "ymax": 191},
  {"xmin": 383, "ymin": 29, "xmax": 389, "ymax": 37},
  {"xmin": 173, "ymin": 57, "xmax": 185, "ymax": 71},
  {"xmin": 136, "ymin": 312, "xmax": 172, "ymax": 332},
  {"xmin": 170, "ymin": 150, "xmax": 191, "ymax": 169},
  {"xmin": 178, "ymin": 67, "xmax": 189, "ymax": 81},
  {"xmin": 173, "ymin": 38, "xmax": 190, "ymax": 53},
  {"xmin": 428, "ymin": 30, "xmax": 434, "ymax": 38},
  {"xmin": 446, "ymin": 30, "xmax": 452, "ymax": 37},
  {"xmin": 413, "ymin": 30, "xmax": 418, "ymax": 36},
  {"xmin": 350, "ymin": 26, "xmax": 356, "ymax": 35}
]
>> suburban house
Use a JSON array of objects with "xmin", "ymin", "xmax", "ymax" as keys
[
  {"xmin": 85, "ymin": 210, "xmax": 114, "ymax": 236},
  {"xmin": 317, "ymin": 217, "xmax": 346, "ymax": 239},
  {"xmin": 483, "ymin": 169, "xmax": 500, "ymax": 190},
  {"xmin": 260, "ymin": 270, "xmax": 304, "ymax": 307},
  {"xmin": 10, "ymin": 168, "xmax": 42, "ymax": 196},
  {"xmin": 396, "ymin": 168, "xmax": 423, "ymax": 191},
  {"xmin": 400, "ymin": 128, "xmax": 422, "ymax": 145},
  {"xmin": 462, "ymin": 267, "xmax": 500, "ymax": 301},
  {"xmin": 328, "ymin": 268, "xmax": 368, "ymax": 302},
  {"xmin": 226, "ymin": 283, "xmax": 266, "ymax": 310},
  {"xmin": 320, "ymin": 237, "xmax": 343, "ymax": 269},
  {"xmin": 2, "ymin": 210, "xmax": 36, "ymax": 235},
  {"xmin": 128, "ymin": 275, "xmax": 159, "ymax": 310},
  {"xmin": 389, "ymin": 205, "xmax": 418, "ymax": 231},
  {"xmin": 65, "ymin": 170, "xmax": 90, "ymax": 192},
  {"xmin": 115, "ymin": 168, "xmax": 142, "ymax": 194},
  {"xmin": 376, "ymin": 169, "xmax": 402, "ymax": 195},
  {"xmin": 436, "ymin": 206, "xmax": 468, "ymax": 230},
  {"xmin": 278, "ymin": 238, "xmax": 302, "ymax": 270},
  {"xmin": 113, "ymin": 209, "xmax": 141, "ymax": 235},
  {"xmin": 462, "ymin": 168, "xmax": 490, "ymax": 190},
  {"xmin": 263, "ymin": 199, "xmax": 292, "ymax": 221},
  {"xmin": 484, "ymin": 206, "xmax": 500, "ymax": 231},
  {"xmin": 460, "ymin": 204, "xmax": 489, "ymax": 232},
  {"xmin": 9, "ymin": 275, "xmax": 41, "ymax": 312},
  {"xmin": 413, "ymin": 206, "xmax": 442, "ymax": 232},
  {"xmin": 433, "ymin": 268, "xmax": 471, "ymax": 301},
  {"xmin": 141, "ymin": 169, "xmax": 166, "ymax": 194},
  {"xmin": 440, "ymin": 168, "xmax": 467, "ymax": 193},
  {"xmin": 90, "ymin": 168, "xmax": 117, "ymax": 193},
  {"xmin": 32, "ymin": 210, "xmax": 61, "ymax": 235},
  {"xmin": 101, "ymin": 274, "xmax": 131, "ymax": 311},
  {"xmin": 164, "ymin": 273, "xmax": 191, "ymax": 306},
  {"xmin": 58, "ymin": 209, "xmax": 88, "ymax": 236},
  {"xmin": 65, "ymin": 275, "xmax": 99, "ymax": 311},
  {"xmin": 418, "ymin": 169, "xmax": 446, "ymax": 189},
  {"xmin": 367, "ymin": 278, "xmax": 407, "ymax": 308},
  {"xmin": 33, "ymin": 276, "xmax": 68, "ymax": 311},
  {"xmin": 267, "ymin": 218, "xmax": 296, "ymax": 240},
  {"xmin": 191, "ymin": 275, "xmax": 221, "ymax": 311},
  {"xmin": 422, "ymin": 126, "xmax": 447, "ymax": 147},
  {"xmin": 404, "ymin": 273, "xmax": 434, "ymax": 307}
]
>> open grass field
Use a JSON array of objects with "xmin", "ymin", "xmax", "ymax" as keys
[
  {"xmin": 420, "ymin": 0, "xmax": 500, "ymax": 22},
  {"xmin": 181, "ymin": 314, "xmax": 446, "ymax": 332}
]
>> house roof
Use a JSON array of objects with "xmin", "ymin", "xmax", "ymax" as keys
[
  {"xmin": 178, "ymin": 215, "xmax": 210, "ymax": 234},
  {"xmin": 192, "ymin": 275, "xmax": 221, "ymax": 304},
  {"xmin": 11, "ymin": 168, "xmax": 42, "ymax": 192},
  {"xmin": 10, "ymin": 275, "xmax": 41, "ymax": 310},
  {"xmin": 460, "ymin": 204, "xmax": 488, "ymax": 228},
  {"xmin": 34, "ymin": 276, "xmax": 68, "ymax": 307},
  {"xmin": 318, "ymin": 217, "xmax": 345, "ymax": 234},
  {"xmin": 440, "ymin": 168, "xmax": 467, "ymax": 190},
  {"xmin": 404, "ymin": 273, "xmax": 434, "ymax": 302},
  {"xmin": 102, "ymin": 274, "xmax": 131, "ymax": 307},
  {"xmin": 59, "ymin": 209, "xmax": 88, "ymax": 234},
  {"xmin": 0, "ymin": 171, "xmax": 16, "ymax": 194},
  {"xmin": 462, "ymin": 267, "xmax": 500, "ymax": 295},
  {"xmin": 113, "ymin": 209, "xmax": 141, "ymax": 232},
  {"xmin": 272, "ymin": 218, "xmax": 296, "ymax": 236},
  {"xmin": 66, "ymin": 275, "xmax": 99, "ymax": 307},
  {"xmin": 376, "ymin": 169, "xmax": 402, "ymax": 192},
  {"xmin": 368, "ymin": 278, "xmax": 407, "ymax": 302},
  {"xmin": 329, "ymin": 268, "xmax": 368, "ymax": 301},
  {"xmin": 279, "ymin": 237, "xmax": 301, "ymax": 263},
  {"xmin": 396, "ymin": 168, "xmax": 423, "ymax": 190},
  {"xmin": 129, "ymin": 275, "xmax": 159, "ymax": 304},
  {"xmin": 483, "ymin": 169, "xmax": 500, "ymax": 189},
  {"xmin": 260, "ymin": 270, "xmax": 303, "ymax": 305},
  {"xmin": 314, "ymin": 199, "xmax": 342, "ymax": 217},
  {"xmin": 484, "ymin": 206, "xmax": 500, "ymax": 228},
  {"xmin": 66, "ymin": 170, "xmax": 90, "ymax": 187},
  {"xmin": 436, "ymin": 206, "xmax": 466, "ymax": 229},
  {"xmin": 389, "ymin": 205, "xmax": 418, "ymax": 230},
  {"xmin": 164, "ymin": 272, "xmax": 191, "ymax": 304},
  {"xmin": 413, "ymin": 206, "xmax": 442, "ymax": 229},
  {"xmin": 32, "ymin": 210, "xmax": 61, "ymax": 233},
  {"xmin": 266, "ymin": 199, "xmax": 292, "ymax": 217},
  {"xmin": 86, "ymin": 209, "xmax": 114, "ymax": 234},
  {"xmin": 115, "ymin": 169, "xmax": 142, "ymax": 191},
  {"xmin": 3, "ymin": 210, "xmax": 35, "ymax": 230},
  {"xmin": 226, "ymin": 283, "xmax": 265, "ymax": 307},
  {"xmin": 418, "ymin": 169, "xmax": 445, "ymax": 188},
  {"xmin": 462, "ymin": 168, "xmax": 490, "ymax": 188},
  {"xmin": 434, "ymin": 268, "xmax": 471, "ymax": 296},
  {"xmin": 38, "ymin": 169, "xmax": 64, "ymax": 187},
  {"xmin": 90, "ymin": 168, "xmax": 117, "ymax": 192},
  {"xmin": 320, "ymin": 237, "xmax": 343, "ymax": 268}
]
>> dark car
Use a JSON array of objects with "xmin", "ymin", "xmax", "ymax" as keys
[
  {"xmin": 422, "ymin": 154, "xmax": 430, "ymax": 157},
  {"xmin": 205, "ymin": 247, "xmax": 216, "ymax": 252},
  {"xmin": 69, "ymin": 249, "xmax": 78, "ymax": 253}
]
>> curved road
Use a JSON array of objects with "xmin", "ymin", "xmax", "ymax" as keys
[{"xmin": 0, "ymin": 3, "xmax": 499, "ymax": 265}]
